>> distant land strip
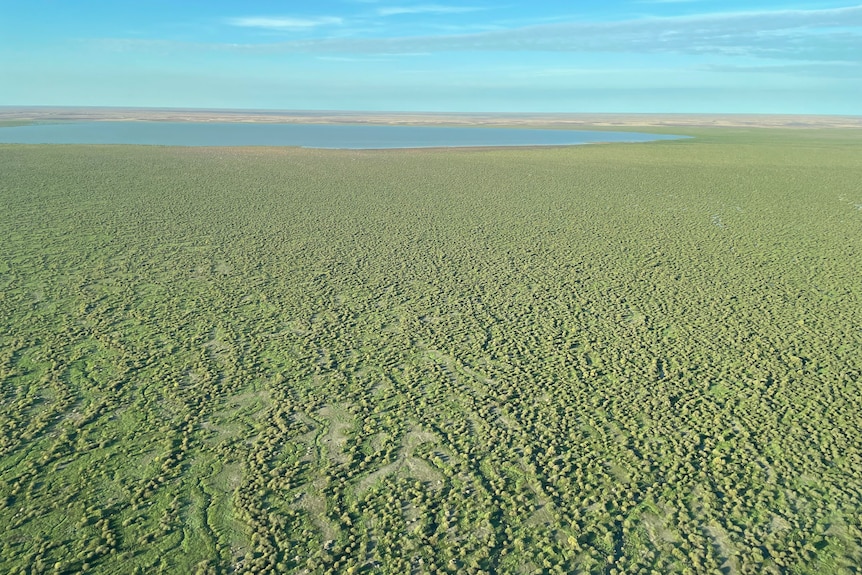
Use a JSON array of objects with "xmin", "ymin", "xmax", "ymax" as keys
[{"xmin": 2, "ymin": 106, "xmax": 862, "ymax": 129}]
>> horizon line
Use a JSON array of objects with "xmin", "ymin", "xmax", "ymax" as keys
[{"xmin": 2, "ymin": 105, "xmax": 862, "ymax": 119}]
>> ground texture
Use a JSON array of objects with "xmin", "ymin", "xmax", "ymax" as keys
[{"xmin": 1, "ymin": 128, "xmax": 861, "ymax": 574}]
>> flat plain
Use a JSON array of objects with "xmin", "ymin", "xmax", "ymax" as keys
[
  {"xmin": 1, "ymin": 127, "xmax": 861, "ymax": 574},
  {"xmin": 3, "ymin": 107, "xmax": 862, "ymax": 129}
]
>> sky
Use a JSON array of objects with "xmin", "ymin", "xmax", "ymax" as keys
[{"xmin": 1, "ymin": 1, "xmax": 861, "ymax": 114}]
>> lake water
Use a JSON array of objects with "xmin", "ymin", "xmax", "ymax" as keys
[{"xmin": 0, "ymin": 122, "xmax": 684, "ymax": 149}]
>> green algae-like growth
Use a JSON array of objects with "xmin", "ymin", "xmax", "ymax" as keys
[{"xmin": 1, "ymin": 129, "xmax": 861, "ymax": 574}]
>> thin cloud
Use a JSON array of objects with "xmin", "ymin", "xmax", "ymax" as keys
[
  {"xmin": 270, "ymin": 4, "xmax": 862, "ymax": 61},
  {"xmin": 227, "ymin": 16, "xmax": 344, "ymax": 30},
  {"xmin": 316, "ymin": 56, "xmax": 387, "ymax": 62},
  {"xmin": 316, "ymin": 52, "xmax": 430, "ymax": 62},
  {"xmin": 635, "ymin": 0, "xmax": 707, "ymax": 4},
  {"xmin": 113, "ymin": 4, "xmax": 862, "ymax": 62},
  {"xmin": 702, "ymin": 62, "xmax": 862, "ymax": 78},
  {"xmin": 377, "ymin": 5, "xmax": 483, "ymax": 16}
]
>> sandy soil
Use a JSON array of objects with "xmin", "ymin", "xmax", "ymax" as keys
[{"xmin": 2, "ymin": 106, "xmax": 861, "ymax": 129}]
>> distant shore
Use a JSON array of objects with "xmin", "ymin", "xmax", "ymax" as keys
[{"xmin": 2, "ymin": 106, "xmax": 861, "ymax": 129}]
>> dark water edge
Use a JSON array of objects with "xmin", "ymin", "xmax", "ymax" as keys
[{"xmin": 0, "ymin": 121, "xmax": 686, "ymax": 149}]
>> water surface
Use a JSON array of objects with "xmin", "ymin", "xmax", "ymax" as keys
[{"xmin": 0, "ymin": 121, "xmax": 684, "ymax": 148}]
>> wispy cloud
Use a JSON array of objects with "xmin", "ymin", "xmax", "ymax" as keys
[
  {"xmin": 635, "ymin": 0, "xmax": 707, "ymax": 4},
  {"xmin": 377, "ymin": 5, "xmax": 484, "ymax": 16},
  {"xmin": 114, "ymin": 4, "xmax": 862, "ymax": 62},
  {"xmin": 316, "ymin": 56, "xmax": 387, "ymax": 62},
  {"xmin": 702, "ymin": 62, "xmax": 862, "ymax": 78},
  {"xmin": 227, "ymin": 16, "xmax": 344, "ymax": 30},
  {"xmin": 316, "ymin": 52, "xmax": 430, "ymax": 62}
]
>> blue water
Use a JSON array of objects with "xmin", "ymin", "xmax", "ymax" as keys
[{"xmin": 0, "ymin": 122, "xmax": 684, "ymax": 149}]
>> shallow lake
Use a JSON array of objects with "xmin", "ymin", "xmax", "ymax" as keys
[{"xmin": 0, "ymin": 122, "xmax": 685, "ymax": 149}]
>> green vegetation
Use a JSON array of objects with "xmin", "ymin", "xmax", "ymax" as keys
[{"xmin": 1, "ymin": 129, "xmax": 861, "ymax": 574}]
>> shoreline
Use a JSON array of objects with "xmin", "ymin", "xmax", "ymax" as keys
[{"xmin": 2, "ymin": 107, "xmax": 861, "ymax": 129}]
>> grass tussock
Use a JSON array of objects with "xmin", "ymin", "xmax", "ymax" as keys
[{"xmin": 1, "ymin": 129, "xmax": 861, "ymax": 574}]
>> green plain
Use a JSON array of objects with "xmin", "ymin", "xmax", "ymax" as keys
[{"xmin": 1, "ymin": 128, "xmax": 861, "ymax": 574}]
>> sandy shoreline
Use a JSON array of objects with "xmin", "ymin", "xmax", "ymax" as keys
[{"xmin": 2, "ymin": 107, "xmax": 861, "ymax": 129}]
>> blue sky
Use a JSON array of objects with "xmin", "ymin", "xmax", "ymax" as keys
[{"xmin": 1, "ymin": 1, "xmax": 861, "ymax": 114}]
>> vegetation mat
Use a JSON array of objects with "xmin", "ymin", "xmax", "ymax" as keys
[{"xmin": 1, "ymin": 129, "xmax": 861, "ymax": 574}]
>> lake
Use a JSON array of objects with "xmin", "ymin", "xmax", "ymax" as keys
[{"xmin": 0, "ymin": 122, "xmax": 685, "ymax": 149}]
